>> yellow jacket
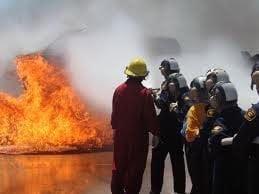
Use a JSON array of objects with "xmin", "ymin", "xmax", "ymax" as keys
[{"xmin": 185, "ymin": 103, "xmax": 207, "ymax": 142}]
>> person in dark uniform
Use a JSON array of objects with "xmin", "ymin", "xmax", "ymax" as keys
[
  {"xmin": 150, "ymin": 67, "xmax": 190, "ymax": 194},
  {"xmin": 208, "ymin": 82, "xmax": 247, "ymax": 194},
  {"xmin": 151, "ymin": 58, "xmax": 182, "ymax": 146},
  {"xmin": 151, "ymin": 58, "xmax": 181, "ymax": 108},
  {"xmin": 233, "ymin": 57, "xmax": 259, "ymax": 194}
]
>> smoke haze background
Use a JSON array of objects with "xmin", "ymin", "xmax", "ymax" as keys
[{"xmin": 0, "ymin": 0, "xmax": 258, "ymax": 113}]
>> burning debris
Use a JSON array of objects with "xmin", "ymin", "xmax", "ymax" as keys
[{"xmin": 0, "ymin": 53, "xmax": 112, "ymax": 154}]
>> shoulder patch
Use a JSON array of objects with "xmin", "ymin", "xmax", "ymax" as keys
[
  {"xmin": 244, "ymin": 108, "xmax": 257, "ymax": 122},
  {"xmin": 211, "ymin": 126, "xmax": 223, "ymax": 135},
  {"xmin": 207, "ymin": 108, "xmax": 216, "ymax": 118}
]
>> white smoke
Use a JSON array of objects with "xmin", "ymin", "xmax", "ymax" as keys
[
  {"xmin": 0, "ymin": 0, "xmax": 258, "ymax": 112},
  {"xmin": 65, "ymin": 13, "xmax": 145, "ymax": 113}
]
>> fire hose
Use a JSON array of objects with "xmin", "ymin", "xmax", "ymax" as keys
[{"xmin": 45, "ymin": 27, "xmax": 87, "ymax": 51}]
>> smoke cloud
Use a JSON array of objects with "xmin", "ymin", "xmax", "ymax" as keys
[{"xmin": 0, "ymin": 0, "xmax": 258, "ymax": 113}]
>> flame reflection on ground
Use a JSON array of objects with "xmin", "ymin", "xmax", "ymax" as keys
[
  {"xmin": 0, "ymin": 149, "xmax": 192, "ymax": 194},
  {"xmin": 0, "ymin": 152, "xmax": 112, "ymax": 194}
]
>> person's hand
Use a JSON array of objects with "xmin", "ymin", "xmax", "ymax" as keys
[
  {"xmin": 149, "ymin": 88, "xmax": 160, "ymax": 98},
  {"xmin": 221, "ymin": 137, "xmax": 233, "ymax": 146},
  {"xmin": 169, "ymin": 102, "xmax": 178, "ymax": 112},
  {"xmin": 152, "ymin": 135, "xmax": 160, "ymax": 148}
]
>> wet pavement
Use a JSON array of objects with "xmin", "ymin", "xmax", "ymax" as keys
[{"xmin": 0, "ymin": 149, "xmax": 191, "ymax": 194}]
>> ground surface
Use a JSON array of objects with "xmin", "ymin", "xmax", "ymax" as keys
[{"xmin": 0, "ymin": 148, "xmax": 191, "ymax": 194}]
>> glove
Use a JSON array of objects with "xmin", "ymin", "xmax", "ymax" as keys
[
  {"xmin": 252, "ymin": 136, "xmax": 259, "ymax": 144},
  {"xmin": 149, "ymin": 88, "xmax": 159, "ymax": 99},
  {"xmin": 221, "ymin": 137, "xmax": 233, "ymax": 146},
  {"xmin": 169, "ymin": 102, "xmax": 179, "ymax": 113},
  {"xmin": 152, "ymin": 136, "xmax": 160, "ymax": 148}
]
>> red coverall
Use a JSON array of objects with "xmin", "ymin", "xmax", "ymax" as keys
[{"xmin": 111, "ymin": 78, "xmax": 159, "ymax": 194}]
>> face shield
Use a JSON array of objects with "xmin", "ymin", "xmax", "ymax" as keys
[
  {"xmin": 159, "ymin": 66, "xmax": 168, "ymax": 77},
  {"xmin": 206, "ymin": 68, "xmax": 230, "ymax": 91},
  {"xmin": 167, "ymin": 73, "xmax": 188, "ymax": 99},
  {"xmin": 189, "ymin": 87, "xmax": 199, "ymax": 102},
  {"xmin": 209, "ymin": 88, "xmax": 222, "ymax": 109},
  {"xmin": 205, "ymin": 74, "xmax": 217, "ymax": 92},
  {"xmin": 209, "ymin": 82, "xmax": 238, "ymax": 110},
  {"xmin": 159, "ymin": 60, "xmax": 171, "ymax": 77}
]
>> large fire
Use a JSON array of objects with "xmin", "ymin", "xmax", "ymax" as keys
[{"xmin": 0, "ymin": 53, "xmax": 112, "ymax": 154}]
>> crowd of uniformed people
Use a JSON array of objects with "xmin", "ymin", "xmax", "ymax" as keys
[{"xmin": 111, "ymin": 54, "xmax": 259, "ymax": 194}]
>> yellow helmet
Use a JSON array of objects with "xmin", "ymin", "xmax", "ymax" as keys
[{"xmin": 124, "ymin": 57, "xmax": 149, "ymax": 77}]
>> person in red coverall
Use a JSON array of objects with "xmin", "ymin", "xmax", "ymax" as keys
[{"xmin": 111, "ymin": 57, "xmax": 159, "ymax": 194}]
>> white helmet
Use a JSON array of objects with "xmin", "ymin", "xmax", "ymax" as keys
[
  {"xmin": 168, "ymin": 73, "xmax": 188, "ymax": 89},
  {"xmin": 209, "ymin": 82, "xmax": 238, "ymax": 108},
  {"xmin": 168, "ymin": 58, "xmax": 180, "ymax": 72},
  {"xmin": 190, "ymin": 76, "xmax": 208, "ymax": 102},
  {"xmin": 206, "ymin": 68, "xmax": 230, "ymax": 83},
  {"xmin": 190, "ymin": 76, "xmax": 206, "ymax": 90},
  {"xmin": 160, "ymin": 58, "xmax": 180, "ymax": 72}
]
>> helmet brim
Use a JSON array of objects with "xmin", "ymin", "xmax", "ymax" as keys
[{"xmin": 124, "ymin": 68, "xmax": 149, "ymax": 77}]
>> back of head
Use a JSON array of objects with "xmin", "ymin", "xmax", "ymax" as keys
[{"xmin": 206, "ymin": 68, "xmax": 230, "ymax": 83}]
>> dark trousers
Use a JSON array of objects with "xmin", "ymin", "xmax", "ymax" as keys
[
  {"xmin": 150, "ymin": 141, "xmax": 186, "ymax": 193},
  {"xmin": 188, "ymin": 139, "xmax": 212, "ymax": 194},
  {"xmin": 184, "ymin": 141, "xmax": 192, "ymax": 178},
  {"xmin": 212, "ymin": 151, "xmax": 247, "ymax": 194},
  {"xmin": 248, "ymin": 144, "xmax": 259, "ymax": 194}
]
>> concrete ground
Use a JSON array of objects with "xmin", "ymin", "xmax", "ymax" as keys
[{"xmin": 0, "ymin": 148, "xmax": 191, "ymax": 194}]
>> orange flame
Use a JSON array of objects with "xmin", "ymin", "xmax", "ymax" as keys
[{"xmin": 0, "ymin": 53, "xmax": 112, "ymax": 154}]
